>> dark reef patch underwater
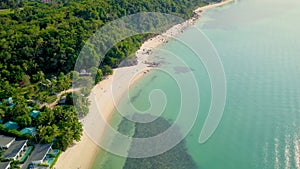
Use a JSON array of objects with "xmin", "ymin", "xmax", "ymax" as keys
[{"xmin": 120, "ymin": 114, "xmax": 198, "ymax": 169}]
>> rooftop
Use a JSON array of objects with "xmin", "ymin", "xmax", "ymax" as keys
[
  {"xmin": 20, "ymin": 127, "xmax": 37, "ymax": 136},
  {"xmin": 29, "ymin": 110, "xmax": 41, "ymax": 118},
  {"xmin": 2, "ymin": 140, "xmax": 27, "ymax": 159},
  {"xmin": 0, "ymin": 135, "xmax": 15, "ymax": 147},
  {"xmin": 3, "ymin": 121, "xmax": 19, "ymax": 130},
  {"xmin": 6, "ymin": 97, "xmax": 12, "ymax": 103},
  {"xmin": 29, "ymin": 143, "xmax": 53, "ymax": 162},
  {"xmin": 21, "ymin": 143, "xmax": 53, "ymax": 169},
  {"xmin": 0, "ymin": 162, "xmax": 11, "ymax": 169}
]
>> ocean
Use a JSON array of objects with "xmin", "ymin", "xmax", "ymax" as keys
[{"xmin": 92, "ymin": 0, "xmax": 300, "ymax": 168}]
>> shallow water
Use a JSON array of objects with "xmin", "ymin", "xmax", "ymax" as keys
[{"xmin": 92, "ymin": 0, "xmax": 300, "ymax": 168}]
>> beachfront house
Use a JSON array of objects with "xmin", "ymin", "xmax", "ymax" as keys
[
  {"xmin": 0, "ymin": 161, "xmax": 11, "ymax": 169},
  {"xmin": 0, "ymin": 135, "xmax": 15, "ymax": 149},
  {"xmin": 21, "ymin": 143, "xmax": 53, "ymax": 169},
  {"xmin": 30, "ymin": 143, "xmax": 53, "ymax": 164},
  {"xmin": 1, "ymin": 140, "xmax": 28, "ymax": 160}
]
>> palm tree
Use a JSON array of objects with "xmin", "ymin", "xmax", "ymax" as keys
[{"xmin": 33, "ymin": 71, "xmax": 45, "ymax": 83}]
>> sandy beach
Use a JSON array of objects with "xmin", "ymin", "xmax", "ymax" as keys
[{"xmin": 54, "ymin": 0, "xmax": 234, "ymax": 168}]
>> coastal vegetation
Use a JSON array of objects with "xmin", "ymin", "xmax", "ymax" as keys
[
  {"xmin": 0, "ymin": 0, "xmax": 218, "ymax": 152},
  {"xmin": 0, "ymin": 72, "xmax": 82, "ymax": 151},
  {"xmin": 0, "ymin": 0, "xmax": 214, "ymax": 83}
]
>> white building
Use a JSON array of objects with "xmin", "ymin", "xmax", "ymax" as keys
[
  {"xmin": 1, "ymin": 140, "xmax": 28, "ymax": 160},
  {"xmin": 0, "ymin": 162, "xmax": 11, "ymax": 169},
  {"xmin": 0, "ymin": 135, "xmax": 15, "ymax": 149},
  {"xmin": 30, "ymin": 143, "xmax": 53, "ymax": 164}
]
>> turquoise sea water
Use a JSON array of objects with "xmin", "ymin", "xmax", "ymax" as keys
[{"xmin": 92, "ymin": 0, "xmax": 300, "ymax": 168}]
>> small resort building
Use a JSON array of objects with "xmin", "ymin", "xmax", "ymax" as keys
[
  {"xmin": 0, "ymin": 135, "xmax": 15, "ymax": 149},
  {"xmin": 3, "ymin": 121, "xmax": 19, "ymax": 130},
  {"xmin": 30, "ymin": 143, "xmax": 53, "ymax": 164},
  {"xmin": 1, "ymin": 140, "xmax": 28, "ymax": 160},
  {"xmin": 21, "ymin": 143, "xmax": 53, "ymax": 169},
  {"xmin": 29, "ymin": 110, "xmax": 40, "ymax": 119},
  {"xmin": 20, "ymin": 127, "xmax": 37, "ymax": 136},
  {"xmin": 0, "ymin": 161, "xmax": 11, "ymax": 169}
]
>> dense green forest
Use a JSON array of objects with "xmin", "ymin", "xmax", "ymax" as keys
[
  {"xmin": 0, "ymin": 0, "xmax": 217, "ymax": 151},
  {"xmin": 0, "ymin": 0, "xmax": 23, "ymax": 9},
  {"xmin": 0, "ymin": 0, "xmax": 215, "ymax": 83}
]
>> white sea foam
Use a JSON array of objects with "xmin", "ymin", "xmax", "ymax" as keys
[
  {"xmin": 293, "ymin": 136, "xmax": 300, "ymax": 169},
  {"xmin": 274, "ymin": 138, "xmax": 280, "ymax": 169},
  {"xmin": 284, "ymin": 135, "xmax": 291, "ymax": 169}
]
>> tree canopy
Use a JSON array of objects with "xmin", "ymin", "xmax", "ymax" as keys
[
  {"xmin": 0, "ymin": 0, "xmax": 215, "ymax": 83},
  {"xmin": 0, "ymin": 0, "xmax": 217, "ymax": 151}
]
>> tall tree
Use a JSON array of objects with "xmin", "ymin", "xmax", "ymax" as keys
[{"xmin": 15, "ymin": 115, "xmax": 32, "ymax": 128}]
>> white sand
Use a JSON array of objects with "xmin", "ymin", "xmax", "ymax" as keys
[
  {"xmin": 54, "ymin": 132, "xmax": 99, "ymax": 169},
  {"xmin": 54, "ymin": 0, "xmax": 234, "ymax": 168},
  {"xmin": 54, "ymin": 46, "xmax": 152, "ymax": 169}
]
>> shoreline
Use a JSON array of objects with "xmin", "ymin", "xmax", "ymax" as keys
[{"xmin": 54, "ymin": 0, "xmax": 234, "ymax": 168}]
